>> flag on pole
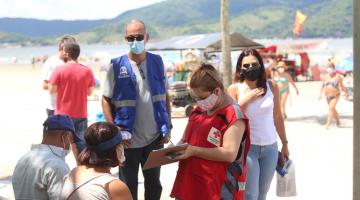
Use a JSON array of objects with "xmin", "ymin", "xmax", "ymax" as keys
[{"xmin": 293, "ymin": 10, "xmax": 307, "ymax": 37}]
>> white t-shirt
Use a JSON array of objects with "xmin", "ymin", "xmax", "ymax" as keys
[{"xmin": 42, "ymin": 55, "xmax": 64, "ymax": 110}]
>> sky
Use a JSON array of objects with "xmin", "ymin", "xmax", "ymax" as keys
[{"xmin": 0, "ymin": 0, "xmax": 165, "ymax": 20}]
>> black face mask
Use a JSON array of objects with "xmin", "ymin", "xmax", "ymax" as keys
[{"xmin": 242, "ymin": 66, "xmax": 261, "ymax": 81}]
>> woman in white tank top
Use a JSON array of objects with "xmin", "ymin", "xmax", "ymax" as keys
[{"xmin": 228, "ymin": 49, "xmax": 289, "ymax": 200}]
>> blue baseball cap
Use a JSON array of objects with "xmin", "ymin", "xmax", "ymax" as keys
[{"xmin": 43, "ymin": 114, "xmax": 75, "ymax": 134}]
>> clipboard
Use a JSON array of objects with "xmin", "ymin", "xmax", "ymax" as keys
[{"xmin": 143, "ymin": 143, "xmax": 188, "ymax": 170}]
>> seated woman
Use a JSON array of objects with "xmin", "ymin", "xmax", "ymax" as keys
[
  {"xmin": 61, "ymin": 122, "xmax": 132, "ymax": 200},
  {"xmin": 170, "ymin": 63, "xmax": 250, "ymax": 200},
  {"xmin": 272, "ymin": 61, "xmax": 299, "ymax": 119},
  {"xmin": 319, "ymin": 67, "xmax": 349, "ymax": 128}
]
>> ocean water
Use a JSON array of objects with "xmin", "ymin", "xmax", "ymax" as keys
[{"xmin": 0, "ymin": 38, "xmax": 352, "ymax": 67}]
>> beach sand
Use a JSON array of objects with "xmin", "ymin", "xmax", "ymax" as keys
[{"xmin": 0, "ymin": 64, "xmax": 353, "ymax": 199}]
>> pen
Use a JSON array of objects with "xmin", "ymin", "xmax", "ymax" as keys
[{"xmin": 168, "ymin": 137, "xmax": 174, "ymax": 146}]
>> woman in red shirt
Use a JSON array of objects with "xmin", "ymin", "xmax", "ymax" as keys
[{"xmin": 170, "ymin": 63, "xmax": 249, "ymax": 200}]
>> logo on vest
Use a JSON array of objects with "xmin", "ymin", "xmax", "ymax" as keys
[
  {"xmin": 118, "ymin": 66, "xmax": 130, "ymax": 78},
  {"xmin": 207, "ymin": 127, "xmax": 221, "ymax": 146}
]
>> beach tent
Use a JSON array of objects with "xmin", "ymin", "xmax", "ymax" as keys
[
  {"xmin": 147, "ymin": 32, "xmax": 264, "ymax": 52},
  {"xmin": 336, "ymin": 56, "xmax": 353, "ymax": 72},
  {"xmin": 260, "ymin": 41, "xmax": 327, "ymax": 54}
]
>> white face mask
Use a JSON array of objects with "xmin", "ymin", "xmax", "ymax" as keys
[
  {"xmin": 47, "ymin": 145, "xmax": 70, "ymax": 160},
  {"xmin": 326, "ymin": 67, "xmax": 335, "ymax": 74},
  {"xmin": 196, "ymin": 93, "xmax": 219, "ymax": 111},
  {"xmin": 63, "ymin": 149, "xmax": 70, "ymax": 158},
  {"xmin": 61, "ymin": 135, "xmax": 70, "ymax": 158}
]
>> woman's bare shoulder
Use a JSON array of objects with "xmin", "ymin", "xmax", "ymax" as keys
[{"xmin": 107, "ymin": 179, "xmax": 133, "ymax": 200}]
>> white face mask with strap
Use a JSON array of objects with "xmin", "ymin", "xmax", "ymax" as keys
[
  {"xmin": 61, "ymin": 134, "xmax": 70, "ymax": 158},
  {"xmin": 326, "ymin": 67, "xmax": 335, "ymax": 74},
  {"xmin": 196, "ymin": 93, "xmax": 219, "ymax": 111}
]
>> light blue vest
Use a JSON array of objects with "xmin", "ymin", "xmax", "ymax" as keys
[{"xmin": 111, "ymin": 52, "xmax": 170, "ymax": 136}]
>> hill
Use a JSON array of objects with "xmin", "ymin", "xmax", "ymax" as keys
[
  {"xmin": 0, "ymin": 0, "xmax": 353, "ymax": 45},
  {"xmin": 0, "ymin": 18, "xmax": 108, "ymax": 37}
]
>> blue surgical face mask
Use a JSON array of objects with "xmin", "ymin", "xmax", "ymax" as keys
[{"xmin": 128, "ymin": 40, "xmax": 145, "ymax": 54}]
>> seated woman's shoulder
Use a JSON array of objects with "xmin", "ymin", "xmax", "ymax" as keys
[{"xmin": 107, "ymin": 179, "xmax": 133, "ymax": 200}]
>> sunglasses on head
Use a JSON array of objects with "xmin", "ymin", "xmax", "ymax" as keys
[
  {"xmin": 242, "ymin": 62, "xmax": 260, "ymax": 68},
  {"xmin": 125, "ymin": 35, "xmax": 145, "ymax": 42}
]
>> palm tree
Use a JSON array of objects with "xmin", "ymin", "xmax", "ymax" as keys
[{"xmin": 221, "ymin": 0, "xmax": 232, "ymax": 87}]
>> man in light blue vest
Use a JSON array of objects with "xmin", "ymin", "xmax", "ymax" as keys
[{"xmin": 102, "ymin": 19, "xmax": 172, "ymax": 200}]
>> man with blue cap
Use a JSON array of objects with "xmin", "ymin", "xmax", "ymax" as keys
[{"xmin": 12, "ymin": 114, "xmax": 75, "ymax": 199}]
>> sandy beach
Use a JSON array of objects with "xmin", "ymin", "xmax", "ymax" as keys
[{"xmin": 0, "ymin": 63, "xmax": 353, "ymax": 199}]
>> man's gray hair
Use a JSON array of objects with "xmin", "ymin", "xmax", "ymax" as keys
[{"xmin": 124, "ymin": 19, "xmax": 147, "ymax": 35}]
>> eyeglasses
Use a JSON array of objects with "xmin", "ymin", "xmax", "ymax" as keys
[
  {"xmin": 242, "ymin": 62, "xmax": 260, "ymax": 69},
  {"xmin": 125, "ymin": 35, "xmax": 145, "ymax": 42}
]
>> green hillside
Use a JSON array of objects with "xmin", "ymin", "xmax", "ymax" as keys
[
  {"xmin": 77, "ymin": 0, "xmax": 352, "ymax": 44},
  {"xmin": 0, "ymin": 0, "xmax": 353, "ymax": 46}
]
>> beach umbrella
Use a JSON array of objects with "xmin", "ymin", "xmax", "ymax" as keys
[{"xmin": 336, "ymin": 56, "xmax": 353, "ymax": 72}]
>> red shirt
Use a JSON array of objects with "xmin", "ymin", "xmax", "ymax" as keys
[
  {"xmin": 171, "ymin": 104, "xmax": 248, "ymax": 200},
  {"xmin": 50, "ymin": 63, "xmax": 95, "ymax": 118}
]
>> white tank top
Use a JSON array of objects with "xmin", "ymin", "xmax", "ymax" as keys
[
  {"xmin": 61, "ymin": 173, "xmax": 118, "ymax": 200},
  {"xmin": 237, "ymin": 81, "xmax": 278, "ymax": 145}
]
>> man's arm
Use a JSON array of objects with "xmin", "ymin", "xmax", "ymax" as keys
[
  {"xmin": 42, "ymin": 59, "xmax": 51, "ymax": 90},
  {"xmin": 48, "ymin": 84, "xmax": 57, "ymax": 94},
  {"xmin": 88, "ymin": 86, "xmax": 94, "ymax": 96},
  {"xmin": 102, "ymin": 95, "xmax": 114, "ymax": 123},
  {"xmin": 88, "ymin": 68, "xmax": 96, "ymax": 96},
  {"xmin": 42, "ymin": 80, "xmax": 49, "ymax": 90},
  {"xmin": 166, "ymin": 92, "xmax": 172, "ymax": 125},
  {"xmin": 102, "ymin": 63, "xmax": 115, "ymax": 123}
]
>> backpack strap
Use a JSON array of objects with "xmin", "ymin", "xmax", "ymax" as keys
[
  {"xmin": 224, "ymin": 116, "xmax": 251, "ymax": 195},
  {"xmin": 216, "ymin": 114, "xmax": 230, "ymax": 125}
]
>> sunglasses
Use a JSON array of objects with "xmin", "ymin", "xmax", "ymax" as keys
[
  {"xmin": 242, "ymin": 62, "xmax": 260, "ymax": 68},
  {"xmin": 125, "ymin": 35, "xmax": 145, "ymax": 42}
]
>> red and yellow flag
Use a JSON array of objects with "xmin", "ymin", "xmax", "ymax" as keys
[{"xmin": 293, "ymin": 10, "xmax": 307, "ymax": 36}]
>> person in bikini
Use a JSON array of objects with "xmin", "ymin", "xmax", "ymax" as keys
[
  {"xmin": 272, "ymin": 61, "xmax": 299, "ymax": 119},
  {"xmin": 319, "ymin": 67, "xmax": 349, "ymax": 128}
]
